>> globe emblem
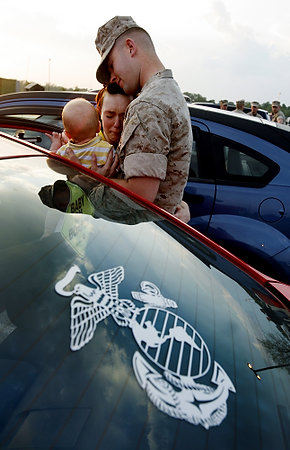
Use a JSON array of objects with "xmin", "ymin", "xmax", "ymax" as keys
[{"xmin": 132, "ymin": 307, "xmax": 210, "ymax": 379}]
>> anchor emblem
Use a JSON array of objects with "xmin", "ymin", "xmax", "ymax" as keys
[{"xmin": 55, "ymin": 265, "xmax": 236, "ymax": 429}]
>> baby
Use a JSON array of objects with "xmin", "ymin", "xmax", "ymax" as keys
[{"xmin": 50, "ymin": 97, "xmax": 112, "ymax": 169}]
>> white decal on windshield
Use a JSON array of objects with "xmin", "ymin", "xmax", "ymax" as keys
[{"xmin": 55, "ymin": 266, "xmax": 236, "ymax": 429}]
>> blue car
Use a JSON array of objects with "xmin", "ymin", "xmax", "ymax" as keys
[
  {"xmin": 0, "ymin": 92, "xmax": 289, "ymax": 282},
  {"xmin": 185, "ymin": 105, "xmax": 290, "ymax": 283},
  {"xmin": 0, "ymin": 131, "xmax": 289, "ymax": 449}
]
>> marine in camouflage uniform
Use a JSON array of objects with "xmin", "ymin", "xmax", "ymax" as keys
[
  {"xmin": 116, "ymin": 69, "xmax": 191, "ymax": 213},
  {"xmin": 271, "ymin": 101, "xmax": 285, "ymax": 124},
  {"xmin": 233, "ymin": 99, "xmax": 247, "ymax": 115},
  {"xmin": 94, "ymin": 16, "xmax": 192, "ymax": 214},
  {"xmin": 247, "ymin": 101, "xmax": 262, "ymax": 118}
]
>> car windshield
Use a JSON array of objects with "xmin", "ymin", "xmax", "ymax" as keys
[{"xmin": 0, "ymin": 143, "xmax": 289, "ymax": 449}]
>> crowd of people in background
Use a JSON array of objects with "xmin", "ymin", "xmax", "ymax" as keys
[{"xmin": 219, "ymin": 99, "xmax": 287, "ymax": 124}]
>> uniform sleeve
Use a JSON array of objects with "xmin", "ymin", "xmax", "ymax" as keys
[{"xmin": 119, "ymin": 102, "xmax": 171, "ymax": 180}]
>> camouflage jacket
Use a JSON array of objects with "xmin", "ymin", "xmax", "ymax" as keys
[
  {"xmin": 117, "ymin": 69, "xmax": 192, "ymax": 213},
  {"xmin": 271, "ymin": 110, "xmax": 286, "ymax": 123}
]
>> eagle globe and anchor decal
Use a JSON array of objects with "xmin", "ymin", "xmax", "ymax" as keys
[{"xmin": 55, "ymin": 265, "xmax": 236, "ymax": 429}]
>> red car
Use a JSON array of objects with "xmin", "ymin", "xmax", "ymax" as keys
[{"xmin": 0, "ymin": 130, "xmax": 289, "ymax": 449}]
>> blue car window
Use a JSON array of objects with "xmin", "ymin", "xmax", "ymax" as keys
[
  {"xmin": 240, "ymin": 152, "xmax": 269, "ymax": 177},
  {"xmin": 190, "ymin": 140, "xmax": 198, "ymax": 177},
  {"xmin": 189, "ymin": 127, "xmax": 214, "ymax": 180},
  {"xmin": 224, "ymin": 146, "xmax": 269, "ymax": 177},
  {"xmin": 213, "ymin": 135, "xmax": 279, "ymax": 186}
]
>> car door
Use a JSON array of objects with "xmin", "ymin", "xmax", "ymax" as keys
[
  {"xmin": 206, "ymin": 134, "xmax": 289, "ymax": 258},
  {"xmin": 184, "ymin": 121, "xmax": 216, "ymax": 233}
]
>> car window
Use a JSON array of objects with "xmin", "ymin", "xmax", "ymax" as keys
[
  {"xmin": 5, "ymin": 114, "xmax": 40, "ymax": 120},
  {"xmin": 0, "ymin": 127, "xmax": 52, "ymax": 149},
  {"xmin": 223, "ymin": 145, "xmax": 269, "ymax": 177},
  {"xmin": 5, "ymin": 113, "xmax": 63, "ymax": 128},
  {"xmin": 189, "ymin": 126, "xmax": 213, "ymax": 180},
  {"xmin": 34, "ymin": 114, "xmax": 63, "ymax": 128},
  {"xmin": 190, "ymin": 139, "xmax": 198, "ymax": 177},
  {"xmin": 213, "ymin": 136, "xmax": 279, "ymax": 186}
]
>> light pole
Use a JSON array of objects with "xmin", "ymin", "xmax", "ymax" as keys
[{"xmin": 48, "ymin": 58, "xmax": 51, "ymax": 90}]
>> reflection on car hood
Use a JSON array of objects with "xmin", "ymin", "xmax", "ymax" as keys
[{"xmin": 0, "ymin": 152, "xmax": 289, "ymax": 448}]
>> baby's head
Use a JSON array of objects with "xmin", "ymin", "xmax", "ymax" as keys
[{"xmin": 62, "ymin": 98, "xmax": 100, "ymax": 143}]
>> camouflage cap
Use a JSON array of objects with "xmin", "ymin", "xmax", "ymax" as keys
[
  {"xmin": 272, "ymin": 100, "xmax": 280, "ymax": 106},
  {"xmin": 221, "ymin": 99, "xmax": 228, "ymax": 105},
  {"xmin": 236, "ymin": 99, "xmax": 245, "ymax": 105},
  {"xmin": 95, "ymin": 16, "xmax": 145, "ymax": 85},
  {"xmin": 251, "ymin": 101, "xmax": 259, "ymax": 107}
]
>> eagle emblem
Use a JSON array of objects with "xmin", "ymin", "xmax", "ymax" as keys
[{"xmin": 55, "ymin": 265, "xmax": 235, "ymax": 429}]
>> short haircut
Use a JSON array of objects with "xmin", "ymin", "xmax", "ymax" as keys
[{"xmin": 116, "ymin": 27, "xmax": 155, "ymax": 52}]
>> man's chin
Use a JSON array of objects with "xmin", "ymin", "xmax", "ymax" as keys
[{"xmin": 121, "ymin": 83, "xmax": 136, "ymax": 96}]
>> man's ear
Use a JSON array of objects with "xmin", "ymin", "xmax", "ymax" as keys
[{"xmin": 125, "ymin": 38, "xmax": 137, "ymax": 57}]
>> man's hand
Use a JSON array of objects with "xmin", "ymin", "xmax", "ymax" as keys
[
  {"xmin": 174, "ymin": 201, "xmax": 191, "ymax": 223},
  {"xmin": 91, "ymin": 148, "xmax": 119, "ymax": 177}
]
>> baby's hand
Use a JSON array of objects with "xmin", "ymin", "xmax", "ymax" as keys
[
  {"xmin": 65, "ymin": 147, "xmax": 81, "ymax": 164},
  {"xmin": 46, "ymin": 132, "xmax": 62, "ymax": 152}
]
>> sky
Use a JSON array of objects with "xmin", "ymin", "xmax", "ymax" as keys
[{"xmin": 1, "ymin": 0, "xmax": 290, "ymax": 104}]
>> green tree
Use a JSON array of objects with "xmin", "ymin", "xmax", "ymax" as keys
[{"xmin": 260, "ymin": 101, "xmax": 271, "ymax": 113}]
